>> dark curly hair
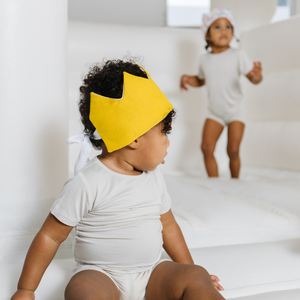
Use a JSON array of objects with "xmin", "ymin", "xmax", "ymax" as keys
[{"xmin": 79, "ymin": 58, "xmax": 176, "ymax": 150}]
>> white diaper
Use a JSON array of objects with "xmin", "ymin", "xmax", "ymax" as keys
[
  {"xmin": 73, "ymin": 259, "xmax": 170, "ymax": 300},
  {"xmin": 207, "ymin": 107, "xmax": 246, "ymax": 126}
]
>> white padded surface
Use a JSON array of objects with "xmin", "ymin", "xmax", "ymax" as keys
[
  {"xmin": 231, "ymin": 288, "xmax": 300, "ymax": 300},
  {"xmin": 241, "ymin": 121, "xmax": 300, "ymax": 171},
  {"xmin": 3, "ymin": 239, "xmax": 299, "ymax": 300},
  {"xmin": 239, "ymin": 16, "xmax": 300, "ymax": 171},
  {"xmin": 1, "ymin": 259, "xmax": 75, "ymax": 300},
  {"xmin": 240, "ymin": 16, "xmax": 300, "ymax": 75},
  {"xmin": 187, "ymin": 238, "xmax": 300, "ymax": 299},
  {"xmin": 165, "ymin": 170, "xmax": 300, "ymax": 248},
  {"xmin": 0, "ymin": 199, "xmax": 74, "ymax": 264}
]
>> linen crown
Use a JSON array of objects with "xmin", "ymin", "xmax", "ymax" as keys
[
  {"xmin": 89, "ymin": 67, "xmax": 173, "ymax": 153},
  {"xmin": 202, "ymin": 8, "xmax": 235, "ymax": 36}
]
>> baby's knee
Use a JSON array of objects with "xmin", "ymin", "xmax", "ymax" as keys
[
  {"xmin": 176, "ymin": 265, "xmax": 212, "ymax": 292},
  {"xmin": 65, "ymin": 276, "xmax": 115, "ymax": 300},
  {"xmin": 186, "ymin": 265, "xmax": 212, "ymax": 286},
  {"xmin": 227, "ymin": 145, "xmax": 239, "ymax": 159},
  {"xmin": 201, "ymin": 143, "xmax": 215, "ymax": 156}
]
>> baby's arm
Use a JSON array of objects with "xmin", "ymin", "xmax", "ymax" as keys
[
  {"xmin": 180, "ymin": 75, "xmax": 205, "ymax": 91},
  {"xmin": 161, "ymin": 209, "xmax": 194, "ymax": 264},
  {"xmin": 161, "ymin": 209, "xmax": 223, "ymax": 291},
  {"xmin": 246, "ymin": 61, "xmax": 263, "ymax": 84},
  {"xmin": 11, "ymin": 213, "xmax": 73, "ymax": 300}
]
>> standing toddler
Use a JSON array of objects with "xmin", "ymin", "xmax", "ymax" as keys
[{"xmin": 181, "ymin": 8, "xmax": 263, "ymax": 178}]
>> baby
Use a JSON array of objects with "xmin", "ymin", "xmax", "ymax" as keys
[
  {"xmin": 181, "ymin": 8, "xmax": 262, "ymax": 178},
  {"xmin": 11, "ymin": 59, "xmax": 224, "ymax": 300}
]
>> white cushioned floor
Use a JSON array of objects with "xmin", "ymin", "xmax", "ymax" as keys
[
  {"xmin": 162, "ymin": 238, "xmax": 300, "ymax": 299},
  {"xmin": 165, "ymin": 169, "xmax": 300, "ymax": 249},
  {"xmin": 2, "ymin": 167, "xmax": 300, "ymax": 300},
  {"xmin": 3, "ymin": 238, "xmax": 300, "ymax": 300}
]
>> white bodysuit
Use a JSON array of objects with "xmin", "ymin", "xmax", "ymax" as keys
[
  {"xmin": 51, "ymin": 156, "xmax": 171, "ymax": 300},
  {"xmin": 198, "ymin": 48, "xmax": 253, "ymax": 125}
]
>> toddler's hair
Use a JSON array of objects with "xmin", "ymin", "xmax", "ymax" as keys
[{"xmin": 79, "ymin": 58, "xmax": 176, "ymax": 150}]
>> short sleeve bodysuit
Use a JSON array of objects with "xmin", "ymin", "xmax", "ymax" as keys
[
  {"xmin": 198, "ymin": 48, "xmax": 253, "ymax": 123},
  {"xmin": 51, "ymin": 156, "xmax": 171, "ymax": 272}
]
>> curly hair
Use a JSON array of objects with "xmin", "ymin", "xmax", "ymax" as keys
[{"xmin": 79, "ymin": 58, "xmax": 176, "ymax": 150}]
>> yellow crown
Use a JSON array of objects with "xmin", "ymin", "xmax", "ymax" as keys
[{"xmin": 89, "ymin": 67, "xmax": 173, "ymax": 153}]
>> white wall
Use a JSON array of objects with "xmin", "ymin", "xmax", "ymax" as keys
[
  {"xmin": 240, "ymin": 16, "xmax": 300, "ymax": 171},
  {"xmin": 68, "ymin": 0, "xmax": 167, "ymax": 26},
  {"xmin": 0, "ymin": 0, "xmax": 69, "ymax": 203},
  {"xmin": 0, "ymin": 0, "xmax": 70, "ymax": 263}
]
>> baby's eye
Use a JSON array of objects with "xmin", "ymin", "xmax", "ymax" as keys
[
  {"xmin": 226, "ymin": 26, "xmax": 231, "ymax": 29},
  {"xmin": 214, "ymin": 26, "xmax": 220, "ymax": 30}
]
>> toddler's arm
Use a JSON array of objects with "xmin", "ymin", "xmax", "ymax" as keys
[
  {"xmin": 246, "ymin": 61, "xmax": 263, "ymax": 84},
  {"xmin": 11, "ymin": 213, "xmax": 73, "ymax": 300},
  {"xmin": 180, "ymin": 75, "xmax": 205, "ymax": 91},
  {"xmin": 161, "ymin": 209, "xmax": 223, "ymax": 291},
  {"xmin": 161, "ymin": 209, "xmax": 194, "ymax": 264}
]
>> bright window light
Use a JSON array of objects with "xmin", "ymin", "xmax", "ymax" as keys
[
  {"xmin": 167, "ymin": 0, "xmax": 210, "ymax": 27},
  {"xmin": 167, "ymin": 0, "xmax": 210, "ymax": 7},
  {"xmin": 271, "ymin": 0, "xmax": 291, "ymax": 23}
]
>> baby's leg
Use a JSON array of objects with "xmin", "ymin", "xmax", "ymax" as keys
[
  {"xmin": 145, "ymin": 261, "xmax": 225, "ymax": 300},
  {"xmin": 65, "ymin": 270, "xmax": 120, "ymax": 300},
  {"xmin": 201, "ymin": 119, "xmax": 224, "ymax": 177},
  {"xmin": 227, "ymin": 121, "xmax": 245, "ymax": 178}
]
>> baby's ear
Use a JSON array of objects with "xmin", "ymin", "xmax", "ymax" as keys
[{"xmin": 128, "ymin": 138, "xmax": 140, "ymax": 149}]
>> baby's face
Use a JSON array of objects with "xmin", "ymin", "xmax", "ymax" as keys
[
  {"xmin": 207, "ymin": 18, "xmax": 233, "ymax": 47},
  {"xmin": 134, "ymin": 122, "xmax": 170, "ymax": 172}
]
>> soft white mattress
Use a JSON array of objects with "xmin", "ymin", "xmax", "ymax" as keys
[
  {"xmin": 3, "ymin": 238, "xmax": 300, "ymax": 300},
  {"xmin": 165, "ymin": 167, "xmax": 300, "ymax": 249}
]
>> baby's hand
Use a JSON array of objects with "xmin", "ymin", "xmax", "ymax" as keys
[
  {"xmin": 180, "ymin": 75, "xmax": 190, "ymax": 91},
  {"xmin": 11, "ymin": 289, "xmax": 35, "ymax": 300},
  {"xmin": 250, "ymin": 61, "xmax": 262, "ymax": 78},
  {"xmin": 210, "ymin": 274, "xmax": 224, "ymax": 291},
  {"xmin": 247, "ymin": 61, "xmax": 262, "ymax": 84}
]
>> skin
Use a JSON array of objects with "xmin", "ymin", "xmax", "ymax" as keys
[
  {"xmin": 180, "ymin": 18, "xmax": 263, "ymax": 178},
  {"xmin": 11, "ymin": 122, "xmax": 225, "ymax": 300}
]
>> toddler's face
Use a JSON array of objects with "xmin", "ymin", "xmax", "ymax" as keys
[
  {"xmin": 207, "ymin": 18, "xmax": 233, "ymax": 47},
  {"xmin": 135, "ymin": 122, "xmax": 170, "ymax": 172}
]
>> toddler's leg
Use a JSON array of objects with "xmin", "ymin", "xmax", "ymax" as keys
[
  {"xmin": 201, "ymin": 119, "xmax": 224, "ymax": 177},
  {"xmin": 65, "ymin": 270, "xmax": 120, "ymax": 300},
  {"xmin": 227, "ymin": 121, "xmax": 245, "ymax": 178},
  {"xmin": 146, "ymin": 261, "xmax": 225, "ymax": 300}
]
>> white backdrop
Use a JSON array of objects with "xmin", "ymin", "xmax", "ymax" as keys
[
  {"xmin": 0, "ymin": 0, "xmax": 69, "ymax": 203},
  {"xmin": 68, "ymin": 0, "xmax": 167, "ymax": 26}
]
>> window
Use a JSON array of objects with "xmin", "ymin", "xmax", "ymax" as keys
[
  {"xmin": 167, "ymin": 0, "xmax": 297, "ymax": 27},
  {"xmin": 166, "ymin": 0, "xmax": 210, "ymax": 27},
  {"xmin": 271, "ymin": 0, "xmax": 291, "ymax": 23}
]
